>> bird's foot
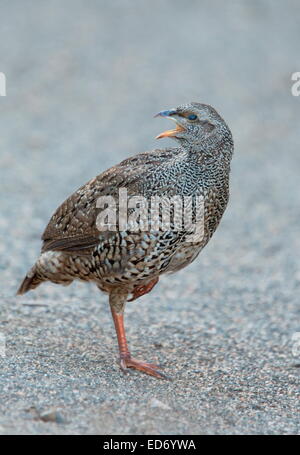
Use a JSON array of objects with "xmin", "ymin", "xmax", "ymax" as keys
[
  {"xmin": 120, "ymin": 356, "xmax": 169, "ymax": 380},
  {"xmin": 128, "ymin": 277, "xmax": 159, "ymax": 302}
]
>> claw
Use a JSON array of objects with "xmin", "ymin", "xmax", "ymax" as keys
[
  {"xmin": 120, "ymin": 356, "xmax": 169, "ymax": 380},
  {"xmin": 128, "ymin": 277, "xmax": 159, "ymax": 302}
]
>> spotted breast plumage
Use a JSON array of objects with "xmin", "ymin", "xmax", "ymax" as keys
[{"xmin": 17, "ymin": 102, "xmax": 234, "ymax": 379}]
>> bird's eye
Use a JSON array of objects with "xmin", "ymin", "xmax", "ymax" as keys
[{"xmin": 188, "ymin": 114, "xmax": 198, "ymax": 121}]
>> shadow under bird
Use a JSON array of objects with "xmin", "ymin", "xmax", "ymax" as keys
[{"xmin": 17, "ymin": 102, "xmax": 234, "ymax": 379}]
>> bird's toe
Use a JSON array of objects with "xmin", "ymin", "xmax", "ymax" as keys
[{"xmin": 120, "ymin": 356, "xmax": 169, "ymax": 380}]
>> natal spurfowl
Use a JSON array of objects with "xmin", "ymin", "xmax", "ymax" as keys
[{"xmin": 17, "ymin": 102, "xmax": 234, "ymax": 379}]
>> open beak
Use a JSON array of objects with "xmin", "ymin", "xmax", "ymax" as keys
[{"xmin": 154, "ymin": 110, "xmax": 185, "ymax": 139}]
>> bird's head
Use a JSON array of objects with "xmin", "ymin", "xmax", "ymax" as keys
[{"xmin": 155, "ymin": 102, "xmax": 230, "ymax": 148}]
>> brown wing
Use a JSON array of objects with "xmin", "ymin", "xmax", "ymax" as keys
[{"xmin": 41, "ymin": 148, "xmax": 181, "ymax": 253}]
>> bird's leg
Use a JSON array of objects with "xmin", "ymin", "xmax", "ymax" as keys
[
  {"xmin": 109, "ymin": 292, "xmax": 167, "ymax": 379},
  {"xmin": 128, "ymin": 277, "xmax": 159, "ymax": 302}
]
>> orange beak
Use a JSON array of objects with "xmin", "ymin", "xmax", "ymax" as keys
[
  {"xmin": 154, "ymin": 110, "xmax": 185, "ymax": 139},
  {"xmin": 156, "ymin": 123, "xmax": 185, "ymax": 139}
]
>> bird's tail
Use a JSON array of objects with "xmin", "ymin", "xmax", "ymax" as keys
[{"xmin": 16, "ymin": 266, "xmax": 44, "ymax": 295}]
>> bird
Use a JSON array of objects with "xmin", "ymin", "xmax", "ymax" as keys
[{"xmin": 17, "ymin": 102, "xmax": 234, "ymax": 379}]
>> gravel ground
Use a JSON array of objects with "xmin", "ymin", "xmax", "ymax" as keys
[{"xmin": 0, "ymin": 0, "xmax": 300, "ymax": 435}]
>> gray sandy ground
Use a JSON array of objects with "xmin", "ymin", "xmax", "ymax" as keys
[{"xmin": 0, "ymin": 0, "xmax": 299, "ymax": 435}]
